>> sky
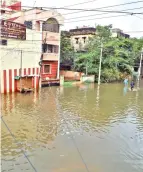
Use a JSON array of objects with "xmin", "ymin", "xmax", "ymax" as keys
[{"xmin": 21, "ymin": 0, "xmax": 143, "ymax": 38}]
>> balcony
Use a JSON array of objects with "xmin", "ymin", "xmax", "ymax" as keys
[
  {"xmin": 42, "ymin": 53, "xmax": 59, "ymax": 61},
  {"xmin": 42, "ymin": 31, "xmax": 60, "ymax": 45}
]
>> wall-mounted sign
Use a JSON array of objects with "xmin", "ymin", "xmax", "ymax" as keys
[{"xmin": 0, "ymin": 20, "xmax": 26, "ymax": 40}]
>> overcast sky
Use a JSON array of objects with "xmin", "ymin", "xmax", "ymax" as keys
[{"xmin": 22, "ymin": 0, "xmax": 143, "ymax": 38}]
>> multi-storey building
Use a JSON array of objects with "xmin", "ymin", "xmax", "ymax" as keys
[
  {"xmin": 69, "ymin": 26, "xmax": 96, "ymax": 52},
  {"xmin": 0, "ymin": 1, "xmax": 64, "ymax": 93},
  {"xmin": 67, "ymin": 27, "xmax": 130, "ymax": 52}
]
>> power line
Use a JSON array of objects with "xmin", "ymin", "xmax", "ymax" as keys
[
  {"xmin": 5, "ymin": 0, "xmax": 143, "ymax": 22},
  {"xmin": 19, "ymin": 6, "xmax": 143, "ymax": 15},
  {"xmin": 65, "ymin": 14, "xmax": 129, "ymax": 23},
  {"xmin": 8, "ymin": 0, "xmax": 99, "ymax": 22},
  {"xmin": 63, "ymin": 0, "xmax": 98, "ymax": 8},
  {"xmin": 134, "ymin": 15, "xmax": 143, "ymax": 20},
  {"xmin": 65, "ymin": 6, "xmax": 143, "ymax": 21},
  {"xmin": 17, "ymin": 5, "xmax": 143, "ymax": 23},
  {"xmin": 5, "ymin": 6, "xmax": 143, "ymax": 28},
  {"xmin": 61, "ymin": 0, "xmax": 143, "ymax": 16}
]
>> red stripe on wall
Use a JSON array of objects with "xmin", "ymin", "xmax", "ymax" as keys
[
  {"xmin": 28, "ymin": 68, "xmax": 31, "ymax": 75},
  {"xmin": 24, "ymin": 68, "xmax": 26, "ymax": 75},
  {"xmin": 33, "ymin": 68, "xmax": 35, "ymax": 75},
  {"xmin": 36, "ymin": 68, "xmax": 39, "ymax": 75},
  {"xmin": 3, "ymin": 70, "xmax": 7, "ymax": 94},
  {"xmin": 9, "ymin": 69, "xmax": 12, "ymax": 93},
  {"xmin": 14, "ymin": 69, "xmax": 17, "ymax": 92}
]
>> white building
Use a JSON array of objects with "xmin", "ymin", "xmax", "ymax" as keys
[{"xmin": 0, "ymin": 2, "xmax": 64, "ymax": 93}]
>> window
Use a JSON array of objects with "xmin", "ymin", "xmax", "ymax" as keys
[
  {"xmin": 0, "ymin": 39, "xmax": 7, "ymax": 45},
  {"xmin": 82, "ymin": 37, "xmax": 86, "ymax": 43},
  {"xmin": 75, "ymin": 38, "xmax": 79, "ymax": 44},
  {"xmin": 42, "ymin": 18, "xmax": 59, "ymax": 33},
  {"xmin": 48, "ymin": 45, "xmax": 53, "ymax": 53},
  {"xmin": 46, "ymin": 45, "xmax": 59, "ymax": 53},
  {"xmin": 24, "ymin": 21, "xmax": 32, "ymax": 29},
  {"xmin": 44, "ymin": 65, "xmax": 51, "ymax": 73},
  {"xmin": 42, "ymin": 43, "xmax": 48, "ymax": 53}
]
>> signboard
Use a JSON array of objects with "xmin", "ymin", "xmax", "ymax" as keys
[{"xmin": 0, "ymin": 20, "xmax": 26, "ymax": 40}]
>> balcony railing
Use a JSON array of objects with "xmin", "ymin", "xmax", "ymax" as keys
[{"xmin": 42, "ymin": 53, "xmax": 59, "ymax": 61}]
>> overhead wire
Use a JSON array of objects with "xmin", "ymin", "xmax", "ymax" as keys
[
  {"xmin": 63, "ymin": 0, "xmax": 98, "ymax": 8},
  {"xmin": 14, "ymin": 5, "xmax": 143, "ymax": 23},
  {"xmin": 5, "ymin": 0, "xmax": 143, "ymax": 22},
  {"xmin": 61, "ymin": 0, "xmax": 143, "ymax": 16},
  {"xmin": 66, "ymin": 6, "xmax": 143, "ymax": 21},
  {"xmin": 13, "ymin": 5, "xmax": 143, "ymax": 15},
  {"xmin": 12, "ymin": 0, "xmax": 99, "ymax": 21},
  {"xmin": 65, "ymin": 14, "xmax": 129, "ymax": 23},
  {"xmin": 134, "ymin": 15, "xmax": 143, "ymax": 20},
  {"xmin": 4, "ymin": 6, "xmax": 143, "ymax": 31}
]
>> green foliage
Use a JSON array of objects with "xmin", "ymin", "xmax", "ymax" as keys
[
  {"xmin": 74, "ymin": 25, "xmax": 143, "ymax": 82},
  {"xmin": 60, "ymin": 31, "xmax": 74, "ymax": 63}
]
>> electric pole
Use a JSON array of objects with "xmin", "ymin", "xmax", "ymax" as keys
[
  {"xmin": 137, "ymin": 48, "xmax": 143, "ymax": 89},
  {"xmin": 98, "ymin": 41, "xmax": 103, "ymax": 85},
  {"xmin": 139, "ymin": 48, "xmax": 143, "ymax": 78},
  {"xmin": 20, "ymin": 50, "xmax": 22, "ymax": 89}
]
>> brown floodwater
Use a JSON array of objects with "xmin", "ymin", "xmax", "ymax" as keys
[{"xmin": 1, "ymin": 83, "xmax": 143, "ymax": 172}]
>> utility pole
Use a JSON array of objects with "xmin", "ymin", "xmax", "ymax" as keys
[
  {"xmin": 137, "ymin": 48, "xmax": 143, "ymax": 89},
  {"xmin": 139, "ymin": 48, "xmax": 143, "ymax": 78},
  {"xmin": 98, "ymin": 41, "xmax": 103, "ymax": 85},
  {"xmin": 20, "ymin": 50, "xmax": 22, "ymax": 89}
]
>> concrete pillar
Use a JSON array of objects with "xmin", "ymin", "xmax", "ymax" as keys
[
  {"xmin": 57, "ymin": 26, "xmax": 61, "ymax": 79},
  {"xmin": 60, "ymin": 75, "xmax": 64, "ymax": 86}
]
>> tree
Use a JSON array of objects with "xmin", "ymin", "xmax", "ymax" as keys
[
  {"xmin": 74, "ymin": 25, "xmax": 143, "ymax": 82},
  {"xmin": 60, "ymin": 31, "xmax": 74, "ymax": 63}
]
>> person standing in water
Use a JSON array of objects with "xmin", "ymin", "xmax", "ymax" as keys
[
  {"xmin": 124, "ymin": 77, "xmax": 128, "ymax": 86},
  {"xmin": 130, "ymin": 80, "xmax": 135, "ymax": 91}
]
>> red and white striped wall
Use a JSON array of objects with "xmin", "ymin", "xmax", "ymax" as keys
[{"xmin": 1, "ymin": 67, "xmax": 41, "ymax": 94}]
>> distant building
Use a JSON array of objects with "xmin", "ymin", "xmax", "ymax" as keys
[
  {"xmin": 65, "ymin": 26, "xmax": 130, "ymax": 52},
  {"xmin": 111, "ymin": 28, "xmax": 130, "ymax": 38},
  {"xmin": 69, "ymin": 26, "xmax": 96, "ymax": 52}
]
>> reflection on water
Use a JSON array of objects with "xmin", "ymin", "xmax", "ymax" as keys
[{"xmin": 1, "ymin": 83, "xmax": 143, "ymax": 172}]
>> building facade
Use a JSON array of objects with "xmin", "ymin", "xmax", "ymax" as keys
[
  {"xmin": 0, "ymin": 1, "xmax": 64, "ymax": 93},
  {"xmin": 111, "ymin": 28, "xmax": 130, "ymax": 38},
  {"xmin": 69, "ymin": 27, "xmax": 96, "ymax": 52}
]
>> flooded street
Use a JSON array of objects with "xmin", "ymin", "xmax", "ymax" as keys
[{"xmin": 1, "ymin": 83, "xmax": 143, "ymax": 172}]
